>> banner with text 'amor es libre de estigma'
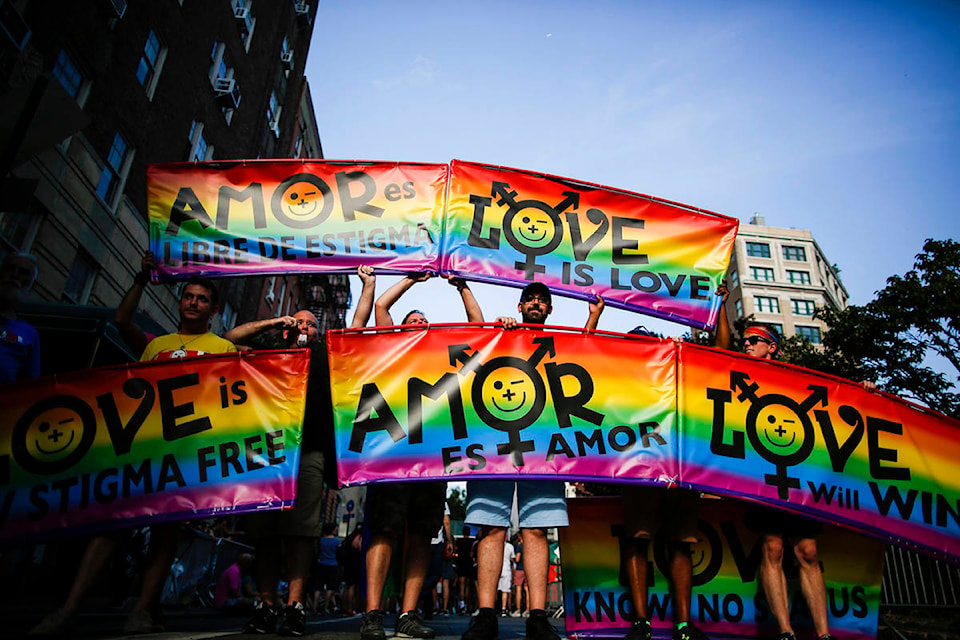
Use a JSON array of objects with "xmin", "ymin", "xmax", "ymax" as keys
[
  {"xmin": 328, "ymin": 326, "xmax": 960, "ymax": 561},
  {"xmin": 147, "ymin": 160, "xmax": 447, "ymax": 280},
  {"xmin": 0, "ymin": 351, "xmax": 308, "ymax": 542},
  {"xmin": 441, "ymin": 160, "xmax": 739, "ymax": 329}
]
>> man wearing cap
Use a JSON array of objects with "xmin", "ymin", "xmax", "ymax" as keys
[
  {"xmin": 735, "ymin": 322, "xmax": 835, "ymax": 640},
  {"xmin": 461, "ymin": 282, "xmax": 602, "ymax": 640}
]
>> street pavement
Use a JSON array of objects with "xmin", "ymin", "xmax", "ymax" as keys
[{"xmin": 10, "ymin": 608, "xmax": 558, "ymax": 640}]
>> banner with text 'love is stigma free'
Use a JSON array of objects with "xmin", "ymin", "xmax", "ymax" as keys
[
  {"xmin": 441, "ymin": 160, "xmax": 739, "ymax": 329},
  {"xmin": 561, "ymin": 497, "xmax": 884, "ymax": 640},
  {"xmin": 678, "ymin": 343, "xmax": 960, "ymax": 560},
  {"xmin": 327, "ymin": 325, "xmax": 678, "ymax": 484},
  {"xmin": 147, "ymin": 160, "xmax": 447, "ymax": 281},
  {"xmin": 0, "ymin": 351, "xmax": 308, "ymax": 542}
]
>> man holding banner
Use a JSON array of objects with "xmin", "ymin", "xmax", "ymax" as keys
[
  {"xmin": 230, "ymin": 265, "xmax": 377, "ymax": 636},
  {"xmin": 361, "ymin": 272, "xmax": 484, "ymax": 640},
  {"xmin": 462, "ymin": 282, "xmax": 602, "ymax": 640}
]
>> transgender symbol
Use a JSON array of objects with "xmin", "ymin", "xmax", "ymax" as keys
[
  {"xmin": 471, "ymin": 337, "xmax": 555, "ymax": 466},
  {"xmin": 731, "ymin": 371, "xmax": 828, "ymax": 499},
  {"xmin": 492, "ymin": 181, "xmax": 580, "ymax": 279}
]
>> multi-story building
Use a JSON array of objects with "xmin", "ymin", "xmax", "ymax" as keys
[
  {"xmin": 724, "ymin": 214, "xmax": 849, "ymax": 344},
  {"xmin": 0, "ymin": 0, "xmax": 349, "ymax": 374}
]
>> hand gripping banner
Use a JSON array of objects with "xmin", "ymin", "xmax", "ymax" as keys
[
  {"xmin": 0, "ymin": 350, "xmax": 308, "ymax": 542},
  {"xmin": 442, "ymin": 160, "xmax": 739, "ymax": 329},
  {"xmin": 328, "ymin": 327, "xmax": 960, "ymax": 561},
  {"xmin": 561, "ymin": 497, "xmax": 885, "ymax": 640},
  {"xmin": 147, "ymin": 160, "xmax": 447, "ymax": 281}
]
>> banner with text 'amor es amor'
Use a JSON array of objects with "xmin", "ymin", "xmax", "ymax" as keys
[
  {"xmin": 0, "ymin": 351, "xmax": 308, "ymax": 542},
  {"xmin": 147, "ymin": 160, "xmax": 447, "ymax": 281},
  {"xmin": 441, "ymin": 160, "xmax": 739, "ymax": 329}
]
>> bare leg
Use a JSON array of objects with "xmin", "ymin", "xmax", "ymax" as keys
[
  {"xmin": 668, "ymin": 541, "xmax": 693, "ymax": 624},
  {"xmin": 521, "ymin": 528, "xmax": 549, "ymax": 611},
  {"xmin": 623, "ymin": 536, "xmax": 649, "ymax": 619},
  {"xmin": 286, "ymin": 536, "xmax": 315, "ymax": 605},
  {"xmin": 256, "ymin": 537, "xmax": 282, "ymax": 607},
  {"xmin": 63, "ymin": 534, "xmax": 120, "ymax": 612},
  {"xmin": 760, "ymin": 534, "xmax": 793, "ymax": 635},
  {"xmin": 132, "ymin": 523, "xmax": 179, "ymax": 613},
  {"xmin": 795, "ymin": 538, "xmax": 829, "ymax": 637},
  {"xmin": 366, "ymin": 533, "xmax": 394, "ymax": 611},
  {"xmin": 476, "ymin": 527, "xmax": 507, "ymax": 608},
  {"xmin": 401, "ymin": 533, "xmax": 431, "ymax": 613}
]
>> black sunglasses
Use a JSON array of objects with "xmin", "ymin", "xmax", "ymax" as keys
[{"xmin": 743, "ymin": 335, "xmax": 772, "ymax": 346}]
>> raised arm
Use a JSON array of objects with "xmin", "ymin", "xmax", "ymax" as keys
[
  {"xmin": 711, "ymin": 280, "xmax": 731, "ymax": 350},
  {"xmin": 444, "ymin": 275, "xmax": 484, "ymax": 323},
  {"xmin": 374, "ymin": 272, "xmax": 431, "ymax": 326},
  {"xmin": 349, "ymin": 265, "xmax": 377, "ymax": 329},
  {"xmin": 114, "ymin": 251, "xmax": 156, "ymax": 357},
  {"xmin": 224, "ymin": 315, "xmax": 297, "ymax": 346},
  {"xmin": 585, "ymin": 294, "xmax": 605, "ymax": 331}
]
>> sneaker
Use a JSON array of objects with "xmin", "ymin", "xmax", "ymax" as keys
[
  {"xmin": 526, "ymin": 609, "xmax": 561, "ymax": 640},
  {"xmin": 360, "ymin": 609, "xmax": 387, "ymax": 640},
  {"xmin": 776, "ymin": 633, "xmax": 797, "ymax": 640},
  {"xmin": 819, "ymin": 636, "xmax": 838, "ymax": 640},
  {"xmin": 244, "ymin": 601, "xmax": 278, "ymax": 634},
  {"xmin": 462, "ymin": 608, "xmax": 499, "ymax": 640},
  {"xmin": 123, "ymin": 610, "xmax": 165, "ymax": 635},
  {"xmin": 396, "ymin": 610, "xmax": 436, "ymax": 639},
  {"xmin": 673, "ymin": 623, "xmax": 709, "ymax": 640},
  {"xmin": 28, "ymin": 610, "xmax": 75, "ymax": 637},
  {"xmin": 625, "ymin": 617, "xmax": 652, "ymax": 640},
  {"xmin": 510, "ymin": 611, "xmax": 522, "ymax": 618},
  {"xmin": 279, "ymin": 602, "xmax": 307, "ymax": 637}
]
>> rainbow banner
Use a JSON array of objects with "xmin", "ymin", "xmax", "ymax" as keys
[
  {"xmin": 678, "ymin": 342, "xmax": 960, "ymax": 560},
  {"xmin": 147, "ymin": 160, "xmax": 447, "ymax": 281},
  {"xmin": 442, "ymin": 160, "xmax": 739, "ymax": 329},
  {"xmin": 0, "ymin": 351, "xmax": 308, "ymax": 542},
  {"xmin": 327, "ymin": 326, "xmax": 678, "ymax": 484},
  {"xmin": 561, "ymin": 497, "xmax": 885, "ymax": 640},
  {"xmin": 328, "ymin": 327, "xmax": 960, "ymax": 560}
]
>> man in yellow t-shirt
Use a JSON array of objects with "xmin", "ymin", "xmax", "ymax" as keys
[{"xmin": 141, "ymin": 277, "xmax": 236, "ymax": 361}]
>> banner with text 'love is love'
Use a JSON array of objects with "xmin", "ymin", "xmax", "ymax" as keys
[
  {"xmin": 328, "ymin": 328, "xmax": 960, "ymax": 560},
  {"xmin": 561, "ymin": 497, "xmax": 884, "ymax": 640},
  {"xmin": 327, "ymin": 325, "xmax": 678, "ymax": 484},
  {"xmin": 147, "ymin": 160, "xmax": 447, "ymax": 281},
  {"xmin": 442, "ymin": 160, "xmax": 739, "ymax": 329},
  {"xmin": 0, "ymin": 351, "xmax": 308, "ymax": 542}
]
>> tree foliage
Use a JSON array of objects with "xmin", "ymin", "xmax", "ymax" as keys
[{"xmin": 779, "ymin": 239, "xmax": 960, "ymax": 418}]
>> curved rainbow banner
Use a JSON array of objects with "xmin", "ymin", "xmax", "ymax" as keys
[
  {"xmin": 148, "ymin": 159, "xmax": 738, "ymax": 329},
  {"xmin": 327, "ymin": 326, "xmax": 960, "ymax": 561},
  {"xmin": 561, "ymin": 497, "xmax": 885, "ymax": 640},
  {"xmin": 0, "ymin": 351, "xmax": 308, "ymax": 542}
]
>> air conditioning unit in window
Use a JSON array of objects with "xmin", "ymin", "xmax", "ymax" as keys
[
  {"xmin": 214, "ymin": 77, "xmax": 242, "ymax": 110},
  {"xmin": 293, "ymin": 2, "xmax": 309, "ymax": 14},
  {"xmin": 234, "ymin": 5, "xmax": 249, "ymax": 19},
  {"xmin": 280, "ymin": 51, "xmax": 294, "ymax": 70}
]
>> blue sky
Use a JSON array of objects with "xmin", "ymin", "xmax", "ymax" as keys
[{"xmin": 305, "ymin": 1, "xmax": 960, "ymax": 337}]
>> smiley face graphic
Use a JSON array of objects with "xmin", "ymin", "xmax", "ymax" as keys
[
  {"xmin": 12, "ymin": 395, "xmax": 97, "ymax": 474},
  {"xmin": 271, "ymin": 173, "xmax": 333, "ymax": 229},
  {"xmin": 503, "ymin": 204, "xmax": 562, "ymax": 256},
  {"xmin": 746, "ymin": 393, "xmax": 815, "ymax": 467},
  {"xmin": 472, "ymin": 357, "xmax": 546, "ymax": 432}
]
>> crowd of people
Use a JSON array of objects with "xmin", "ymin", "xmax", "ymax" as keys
[{"xmin": 3, "ymin": 247, "xmax": 846, "ymax": 640}]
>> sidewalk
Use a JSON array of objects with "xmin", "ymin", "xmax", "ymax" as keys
[{"xmin": 10, "ymin": 608, "xmax": 550, "ymax": 640}]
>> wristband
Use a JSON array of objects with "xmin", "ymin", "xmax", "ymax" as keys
[{"xmin": 134, "ymin": 271, "xmax": 150, "ymax": 286}]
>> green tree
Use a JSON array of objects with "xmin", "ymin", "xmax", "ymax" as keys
[{"xmin": 780, "ymin": 239, "xmax": 959, "ymax": 417}]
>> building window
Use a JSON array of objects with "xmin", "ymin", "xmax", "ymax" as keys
[
  {"xmin": 782, "ymin": 245, "xmax": 807, "ymax": 261},
  {"xmin": 188, "ymin": 121, "xmax": 212, "ymax": 161},
  {"xmin": 96, "ymin": 132, "xmax": 132, "ymax": 206},
  {"xmin": 52, "ymin": 49, "xmax": 87, "ymax": 104},
  {"xmin": 734, "ymin": 298, "xmax": 743, "ymax": 317},
  {"xmin": 749, "ymin": 266, "xmax": 775, "ymax": 282},
  {"xmin": 0, "ymin": 210, "xmax": 40, "ymax": 252},
  {"xmin": 769, "ymin": 323, "xmax": 784, "ymax": 336},
  {"xmin": 787, "ymin": 269, "xmax": 811, "ymax": 285},
  {"xmin": 221, "ymin": 301, "xmax": 236, "ymax": 331},
  {"xmin": 136, "ymin": 29, "xmax": 167, "ymax": 98},
  {"xmin": 791, "ymin": 299, "xmax": 816, "ymax": 316},
  {"xmin": 755, "ymin": 296, "xmax": 780, "ymax": 314},
  {"xmin": 63, "ymin": 250, "xmax": 98, "ymax": 303},
  {"xmin": 746, "ymin": 242, "xmax": 771, "ymax": 258},
  {"xmin": 728, "ymin": 268, "xmax": 738, "ymax": 287},
  {"xmin": 795, "ymin": 325, "xmax": 822, "ymax": 344},
  {"xmin": 267, "ymin": 91, "xmax": 281, "ymax": 137}
]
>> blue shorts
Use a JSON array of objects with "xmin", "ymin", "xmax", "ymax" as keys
[{"xmin": 465, "ymin": 480, "xmax": 567, "ymax": 528}]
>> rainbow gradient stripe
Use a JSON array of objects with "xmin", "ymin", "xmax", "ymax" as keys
[
  {"xmin": 329, "ymin": 328, "xmax": 960, "ymax": 561},
  {"xmin": 561, "ymin": 497, "xmax": 884, "ymax": 640},
  {"xmin": 441, "ymin": 160, "xmax": 739, "ymax": 329},
  {"xmin": 147, "ymin": 160, "xmax": 448, "ymax": 280},
  {"xmin": 328, "ymin": 326, "xmax": 679, "ymax": 484},
  {"xmin": 0, "ymin": 351, "xmax": 308, "ymax": 541}
]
